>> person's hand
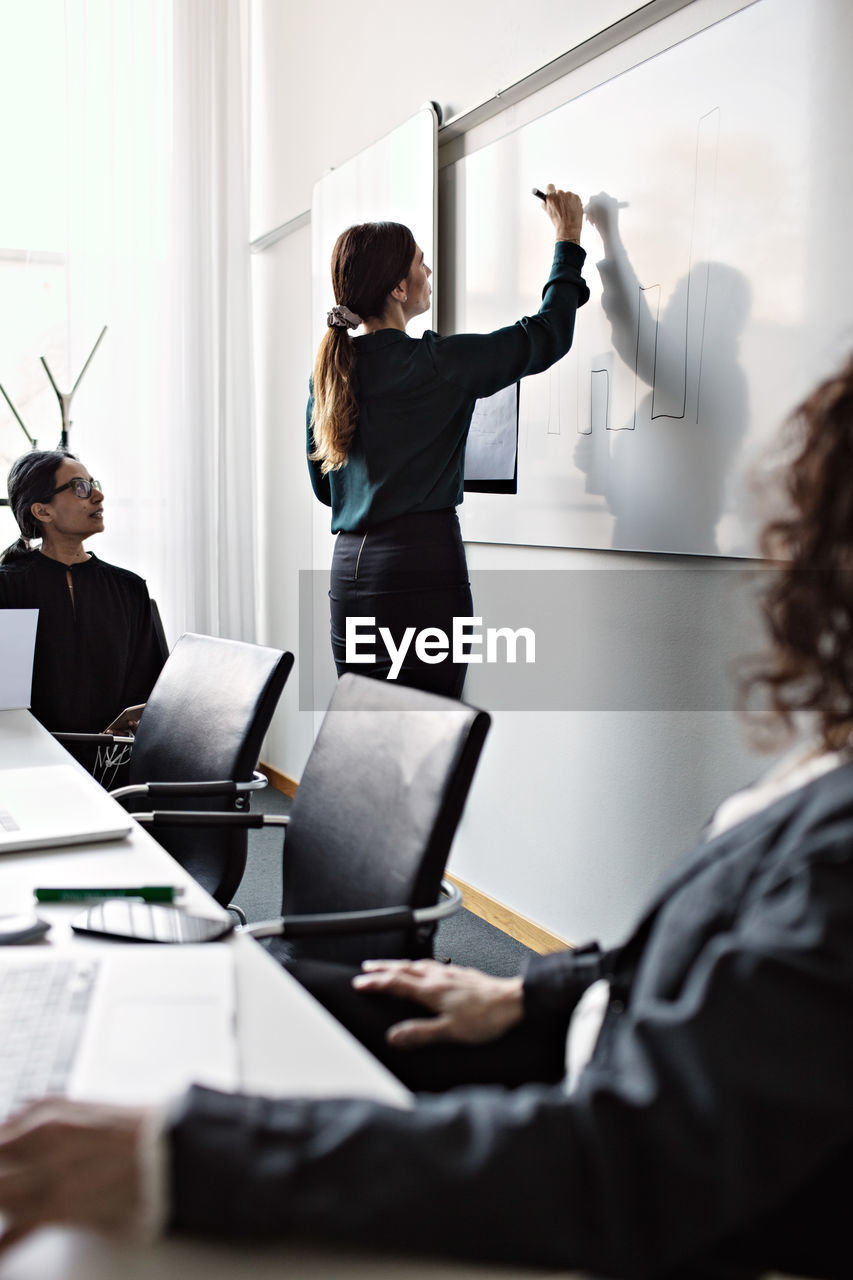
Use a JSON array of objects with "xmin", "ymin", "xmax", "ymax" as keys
[
  {"xmin": 102, "ymin": 703, "xmax": 146, "ymax": 736},
  {"xmin": 584, "ymin": 191, "xmax": 622, "ymax": 240},
  {"xmin": 353, "ymin": 959, "xmax": 525, "ymax": 1048},
  {"xmin": 0, "ymin": 1099, "xmax": 149, "ymax": 1254},
  {"xmin": 541, "ymin": 184, "xmax": 584, "ymax": 244}
]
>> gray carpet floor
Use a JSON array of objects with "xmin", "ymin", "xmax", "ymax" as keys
[{"xmin": 237, "ymin": 785, "xmax": 535, "ymax": 978}]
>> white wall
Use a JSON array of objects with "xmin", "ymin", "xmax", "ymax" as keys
[
  {"xmin": 249, "ymin": 0, "xmax": 647, "ymax": 241},
  {"xmin": 251, "ymin": 224, "xmax": 316, "ymax": 771},
  {"xmin": 250, "ymin": 0, "xmax": 767, "ymax": 945}
]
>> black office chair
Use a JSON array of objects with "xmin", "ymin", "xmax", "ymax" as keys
[
  {"xmin": 62, "ymin": 633, "xmax": 294, "ymax": 913},
  {"xmin": 139, "ymin": 673, "xmax": 491, "ymax": 966}
]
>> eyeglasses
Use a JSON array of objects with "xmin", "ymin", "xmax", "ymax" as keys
[{"xmin": 48, "ymin": 477, "xmax": 102, "ymax": 500}]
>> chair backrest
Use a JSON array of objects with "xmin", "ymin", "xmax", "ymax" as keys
[
  {"xmin": 128, "ymin": 633, "xmax": 294, "ymax": 905},
  {"xmin": 280, "ymin": 672, "xmax": 491, "ymax": 965}
]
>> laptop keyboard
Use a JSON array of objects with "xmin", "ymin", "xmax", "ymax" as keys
[{"xmin": 0, "ymin": 958, "xmax": 99, "ymax": 1121}]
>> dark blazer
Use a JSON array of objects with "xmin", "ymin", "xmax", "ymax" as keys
[{"xmin": 168, "ymin": 762, "xmax": 853, "ymax": 1279}]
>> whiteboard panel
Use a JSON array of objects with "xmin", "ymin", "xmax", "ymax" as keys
[
  {"xmin": 456, "ymin": 0, "xmax": 853, "ymax": 557},
  {"xmin": 311, "ymin": 105, "xmax": 438, "ymax": 350}
]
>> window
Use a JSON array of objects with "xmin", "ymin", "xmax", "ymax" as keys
[{"xmin": 0, "ymin": 0, "xmax": 67, "ymax": 540}]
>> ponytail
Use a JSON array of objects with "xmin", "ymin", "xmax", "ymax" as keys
[
  {"xmin": 309, "ymin": 221, "xmax": 416, "ymax": 474},
  {"xmin": 0, "ymin": 536, "xmax": 31, "ymax": 566},
  {"xmin": 309, "ymin": 327, "xmax": 359, "ymax": 475}
]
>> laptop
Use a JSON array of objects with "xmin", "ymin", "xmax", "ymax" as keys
[
  {"xmin": 0, "ymin": 608, "xmax": 38, "ymax": 710},
  {"xmin": 0, "ymin": 763, "xmax": 133, "ymax": 852},
  {"xmin": 0, "ymin": 944, "xmax": 238, "ymax": 1119}
]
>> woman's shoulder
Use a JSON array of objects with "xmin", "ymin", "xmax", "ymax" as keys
[
  {"xmin": 353, "ymin": 329, "xmax": 437, "ymax": 387},
  {"xmin": 87, "ymin": 555, "xmax": 150, "ymax": 593},
  {"xmin": 0, "ymin": 548, "xmax": 40, "ymax": 575},
  {"xmin": 353, "ymin": 330, "xmax": 417, "ymax": 354},
  {"xmin": 0, "ymin": 552, "xmax": 41, "ymax": 607},
  {"xmin": 708, "ymin": 747, "xmax": 853, "ymax": 850}
]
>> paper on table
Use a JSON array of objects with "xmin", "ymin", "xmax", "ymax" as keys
[{"xmin": 0, "ymin": 608, "xmax": 37, "ymax": 709}]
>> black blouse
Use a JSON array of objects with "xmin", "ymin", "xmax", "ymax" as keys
[{"xmin": 0, "ymin": 550, "xmax": 165, "ymax": 732}]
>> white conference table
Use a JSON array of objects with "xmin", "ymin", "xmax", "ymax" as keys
[
  {"xmin": 0, "ymin": 709, "xmax": 585, "ymax": 1280},
  {"xmin": 0, "ymin": 710, "xmax": 809, "ymax": 1280}
]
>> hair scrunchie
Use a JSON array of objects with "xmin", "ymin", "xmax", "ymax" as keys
[{"xmin": 327, "ymin": 304, "xmax": 362, "ymax": 330}]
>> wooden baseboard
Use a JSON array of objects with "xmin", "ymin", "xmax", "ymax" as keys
[
  {"xmin": 260, "ymin": 764, "xmax": 569, "ymax": 954},
  {"xmin": 258, "ymin": 761, "xmax": 299, "ymax": 799},
  {"xmin": 445, "ymin": 874, "xmax": 570, "ymax": 955}
]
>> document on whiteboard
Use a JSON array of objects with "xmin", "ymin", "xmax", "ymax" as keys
[
  {"xmin": 0, "ymin": 608, "xmax": 37, "ymax": 709},
  {"xmin": 464, "ymin": 383, "xmax": 519, "ymax": 492}
]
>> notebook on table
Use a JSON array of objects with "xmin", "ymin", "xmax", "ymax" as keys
[
  {"xmin": 0, "ymin": 763, "xmax": 133, "ymax": 852},
  {"xmin": 0, "ymin": 945, "xmax": 238, "ymax": 1120}
]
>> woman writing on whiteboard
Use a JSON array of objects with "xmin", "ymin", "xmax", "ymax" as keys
[{"xmin": 307, "ymin": 184, "xmax": 589, "ymax": 697}]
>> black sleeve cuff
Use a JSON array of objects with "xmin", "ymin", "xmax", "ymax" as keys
[
  {"xmin": 522, "ymin": 942, "xmax": 605, "ymax": 1021},
  {"xmin": 546, "ymin": 239, "xmax": 590, "ymax": 307}
]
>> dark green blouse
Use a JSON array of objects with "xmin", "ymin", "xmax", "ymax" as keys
[{"xmin": 307, "ymin": 239, "xmax": 589, "ymax": 533}]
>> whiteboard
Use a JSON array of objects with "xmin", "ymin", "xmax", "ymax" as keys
[
  {"xmin": 456, "ymin": 0, "xmax": 853, "ymax": 557},
  {"xmin": 311, "ymin": 105, "xmax": 438, "ymax": 351}
]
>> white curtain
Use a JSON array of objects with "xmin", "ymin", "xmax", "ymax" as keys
[{"xmin": 62, "ymin": 0, "xmax": 256, "ymax": 645}]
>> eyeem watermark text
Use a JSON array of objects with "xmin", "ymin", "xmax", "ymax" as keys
[{"xmin": 346, "ymin": 616, "xmax": 536, "ymax": 680}]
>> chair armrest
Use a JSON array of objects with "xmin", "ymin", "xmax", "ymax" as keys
[
  {"xmin": 131, "ymin": 810, "xmax": 290, "ymax": 829},
  {"xmin": 111, "ymin": 770, "xmax": 269, "ymax": 802},
  {"xmin": 240, "ymin": 879, "xmax": 463, "ymax": 940},
  {"xmin": 53, "ymin": 732, "xmax": 135, "ymax": 746}
]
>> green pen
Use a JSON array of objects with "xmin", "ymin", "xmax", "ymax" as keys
[{"xmin": 34, "ymin": 885, "xmax": 182, "ymax": 903}]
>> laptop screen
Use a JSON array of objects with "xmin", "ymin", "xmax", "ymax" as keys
[{"xmin": 0, "ymin": 608, "xmax": 37, "ymax": 710}]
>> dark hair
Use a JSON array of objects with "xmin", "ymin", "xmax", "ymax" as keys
[
  {"xmin": 310, "ymin": 222, "xmax": 416, "ymax": 474},
  {"xmin": 740, "ymin": 350, "xmax": 853, "ymax": 750},
  {"xmin": 1, "ymin": 449, "xmax": 77, "ymax": 564}
]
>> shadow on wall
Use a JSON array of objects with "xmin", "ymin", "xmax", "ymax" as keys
[{"xmin": 577, "ymin": 191, "xmax": 751, "ymax": 556}]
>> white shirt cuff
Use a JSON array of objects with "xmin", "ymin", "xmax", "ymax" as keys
[{"xmin": 133, "ymin": 1103, "xmax": 173, "ymax": 1242}]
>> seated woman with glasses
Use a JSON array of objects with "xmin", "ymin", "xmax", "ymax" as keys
[{"xmin": 0, "ymin": 450, "xmax": 165, "ymax": 764}]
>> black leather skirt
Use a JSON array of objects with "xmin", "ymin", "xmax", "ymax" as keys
[{"xmin": 329, "ymin": 508, "xmax": 472, "ymax": 699}]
